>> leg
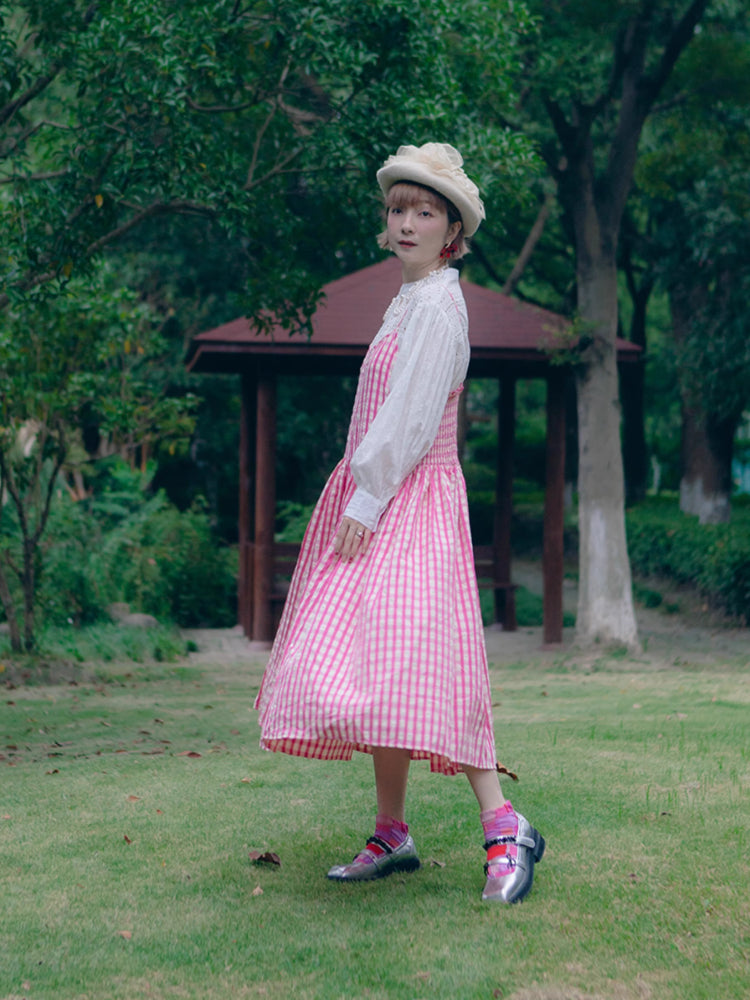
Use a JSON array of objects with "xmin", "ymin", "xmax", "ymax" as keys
[
  {"xmin": 463, "ymin": 764, "xmax": 505, "ymax": 812},
  {"xmin": 327, "ymin": 746, "xmax": 419, "ymax": 882},
  {"xmin": 373, "ymin": 746, "xmax": 412, "ymax": 821},
  {"xmin": 463, "ymin": 764, "xmax": 545, "ymax": 905}
]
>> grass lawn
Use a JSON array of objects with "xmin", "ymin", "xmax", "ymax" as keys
[{"xmin": 1, "ymin": 628, "xmax": 749, "ymax": 1000}]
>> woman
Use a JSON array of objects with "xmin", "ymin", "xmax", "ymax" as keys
[{"xmin": 255, "ymin": 142, "xmax": 544, "ymax": 904}]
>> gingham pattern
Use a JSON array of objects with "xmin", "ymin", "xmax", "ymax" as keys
[{"xmin": 255, "ymin": 329, "xmax": 497, "ymax": 775}]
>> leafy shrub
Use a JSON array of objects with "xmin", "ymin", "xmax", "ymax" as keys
[
  {"xmin": 36, "ymin": 462, "xmax": 236, "ymax": 629},
  {"xmin": 626, "ymin": 500, "xmax": 750, "ymax": 623}
]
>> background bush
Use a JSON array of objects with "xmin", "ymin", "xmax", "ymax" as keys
[
  {"xmin": 626, "ymin": 498, "xmax": 750, "ymax": 621},
  {"xmin": 35, "ymin": 461, "xmax": 236, "ymax": 629}
]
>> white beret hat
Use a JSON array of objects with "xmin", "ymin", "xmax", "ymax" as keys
[{"xmin": 376, "ymin": 142, "xmax": 485, "ymax": 237}]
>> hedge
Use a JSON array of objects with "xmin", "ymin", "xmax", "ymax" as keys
[{"xmin": 626, "ymin": 503, "xmax": 750, "ymax": 622}]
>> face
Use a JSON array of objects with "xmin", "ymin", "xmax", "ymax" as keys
[{"xmin": 386, "ymin": 185, "xmax": 461, "ymax": 282}]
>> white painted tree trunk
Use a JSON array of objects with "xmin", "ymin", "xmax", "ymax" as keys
[{"xmin": 575, "ymin": 258, "xmax": 639, "ymax": 648}]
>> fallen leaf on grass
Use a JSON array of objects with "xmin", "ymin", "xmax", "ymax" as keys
[
  {"xmin": 127, "ymin": 795, "xmax": 140, "ymax": 802},
  {"xmin": 124, "ymin": 834, "xmax": 133, "ymax": 845},
  {"xmin": 249, "ymin": 850, "xmax": 281, "ymax": 867},
  {"xmin": 495, "ymin": 762, "xmax": 519, "ymax": 782},
  {"xmin": 251, "ymin": 885, "xmax": 264, "ymax": 897},
  {"xmin": 240, "ymin": 777, "xmax": 252, "ymax": 784},
  {"xmin": 118, "ymin": 930, "xmax": 132, "ymax": 940},
  {"xmin": 176, "ymin": 751, "xmax": 202, "ymax": 758},
  {"xmin": 426, "ymin": 858, "xmax": 446, "ymax": 868}
]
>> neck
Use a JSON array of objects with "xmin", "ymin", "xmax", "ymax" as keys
[{"xmin": 401, "ymin": 260, "xmax": 448, "ymax": 284}]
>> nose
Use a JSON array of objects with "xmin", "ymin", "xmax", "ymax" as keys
[{"xmin": 400, "ymin": 210, "xmax": 415, "ymax": 232}]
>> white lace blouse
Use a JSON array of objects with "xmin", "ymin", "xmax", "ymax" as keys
[{"xmin": 343, "ymin": 266, "xmax": 469, "ymax": 532}]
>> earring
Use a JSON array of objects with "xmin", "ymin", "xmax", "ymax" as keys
[{"xmin": 440, "ymin": 241, "xmax": 458, "ymax": 259}]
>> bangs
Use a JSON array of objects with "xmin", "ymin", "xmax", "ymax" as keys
[{"xmin": 385, "ymin": 182, "xmax": 448, "ymax": 213}]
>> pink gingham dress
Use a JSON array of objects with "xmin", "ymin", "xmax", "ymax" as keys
[{"xmin": 254, "ymin": 268, "xmax": 497, "ymax": 775}]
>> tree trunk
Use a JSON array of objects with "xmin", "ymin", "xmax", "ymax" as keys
[
  {"xmin": 620, "ymin": 359, "xmax": 648, "ymax": 503},
  {"xmin": 669, "ymin": 284, "xmax": 736, "ymax": 524},
  {"xmin": 620, "ymin": 272, "xmax": 651, "ymax": 503},
  {"xmin": 679, "ymin": 406, "xmax": 736, "ymax": 524},
  {"xmin": 22, "ymin": 539, "xmax": 36, "ymax": 653},
  {"xmin": 0, "ymin": 561, "xmax": 22, "ymax": 653},
  {"xmin": 575, "ymin": 255, "xmax": 639, "ymax": 648}
]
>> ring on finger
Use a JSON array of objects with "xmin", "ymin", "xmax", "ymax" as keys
[{"xmin": 355, "ymin": 529, "xmax": 364, "ymax": 537}]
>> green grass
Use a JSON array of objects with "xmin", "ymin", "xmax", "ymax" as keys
[
  {"xmin": 0, "ymin": 622, "xmax": 193, "ymax": 672},
  {"xmin": 1, "ymin": 642, "xmax": 749, "ymax": 1000}
]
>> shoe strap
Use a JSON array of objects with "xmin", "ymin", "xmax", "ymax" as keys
[
  {"xmin": 366, "ymin": 835, "xmax": 394, "ymax": 855},
  {"xmin": 484, "ymin": 833, "xmax": 536, "ymax": 851},
  {"xmin": 483, "ymin": 835, "xmax": 515, "ymax": 851}
]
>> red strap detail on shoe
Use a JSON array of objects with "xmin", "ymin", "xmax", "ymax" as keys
[{"xmin": 487, "ymin": 844, "xmax": 508, "ymax": 861}]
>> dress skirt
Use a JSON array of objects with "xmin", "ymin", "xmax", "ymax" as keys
[{"xmin": 254, "ymin": 329, "xmax": 497, "ymax": 775}]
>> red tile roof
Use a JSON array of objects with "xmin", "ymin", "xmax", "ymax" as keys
[{"xmin": 186, "ymin": 258, "xmax": 639, "ymax": 374}]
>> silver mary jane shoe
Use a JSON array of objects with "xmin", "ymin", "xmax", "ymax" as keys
[
  {"xmin": 327, "ymin": 835, "xmax": 421, "ymax": 882},
  {"xmin": 481, "ymin": 812, "xmax": 545, "ymax": 904}
]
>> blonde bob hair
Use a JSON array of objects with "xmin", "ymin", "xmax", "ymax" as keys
[{"xmin": 377, "ymin": 181, "xmax": 470, "ymax": 261}]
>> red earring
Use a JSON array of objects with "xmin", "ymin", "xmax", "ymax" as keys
[{"xmin": 440, "ymin": 241, "xmax": 458, "ymax": 259}]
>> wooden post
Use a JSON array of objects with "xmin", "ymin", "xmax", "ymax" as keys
[
  {"xmin": 252, "ymin": 370, "xmax": 277, "ymax": 643},
  {"xmin": 494, "ymin": 376, "xmax": 516, "ymax": 629},
  {"xmin": 543, "ymin": 370, "xmax": 566, "ymax": 645},
  {"xmin": 238, "ymin": 373, "xmax": 256, "ymax": 635}
]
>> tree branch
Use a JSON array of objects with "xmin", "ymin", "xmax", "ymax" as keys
[
  {"xmin": 646, "ymin": 0, "xmax": 710, "ymax": 103},
  {"xmin": 84, "ymin": 200, "xmax": 216, "ymax": 255},
  {"xmin": 186, "ymin": 95, "xmax": 259, "ymax": 114},
  {"xmin": 543, "ymin": 97, "xmax": 580, "ymax": 161},
  {"xmin": 0, "ymin": 66, "xmax": 62, "ymax": 128},
  {"xmin": 602, "ymin": 0, "xmax": 709, "ymax": 231},
  {"xmin": 502, "ymin": 188, "xmax": 557, "ymax": 296},
  {"xmin": 0, "ymin": 169, "xmax": 69, "ymax": 185}
]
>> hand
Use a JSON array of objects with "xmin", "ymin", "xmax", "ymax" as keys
[{"xmin": 333, "ymin": 516, "xmax": 373, "ymax": 562}]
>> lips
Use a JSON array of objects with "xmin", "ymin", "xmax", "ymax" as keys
[{"xmin": 398, "ymin": 240, "xmax": 416, "ymax": 247}]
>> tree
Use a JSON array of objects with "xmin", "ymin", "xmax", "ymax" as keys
[
  {"xmin": 1, "ymin": 0, "xmax": 539, "ymax": 646},
  {"xmin": 504, "ymin": 0, "xmax": 712, "ymax": 646},
  {"xmin": 632, "ymin": 10, "xmax": 750, "ymax": 522},
  {"xmin": 0, "ymin": 270, "xmax": 197, "ymax": 652},
  {"xmin": 1, "ymin": 0, "xmax": 534, "ymax": 314}
]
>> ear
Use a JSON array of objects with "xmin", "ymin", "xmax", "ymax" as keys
[{"xmin": 446, "ymin": 221, "xmax": 462, "ymax": 244}]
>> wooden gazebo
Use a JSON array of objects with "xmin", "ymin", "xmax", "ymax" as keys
[{"xmin": 186, "ymin": 258, "xmax": 639, "ymax": 646}]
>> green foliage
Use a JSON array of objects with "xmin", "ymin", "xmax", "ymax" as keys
[
  {"xmin": 0, "ymin": 622, "xmax": 191, "ymax": 666},
  {"xmin": 478, "ymin": 583, "xmax": 575, "ymax": 628},
  {"xmin": 0, "ymin": 271, "xmax": 198, "ymax": 649},
  {"xmin": 4, "ymin": 460, "xmax": 238, "ymax": 634},
  {"xmin": 626, "ymin": 499, "xmax": 750, "ymax": 621},
  {"xmin": 274, "ymin": 500, "xmax": 317, "ymax": 544},
  {"xmin": 1, "ymin": 0, "xmax": 537, "ymax": 316}
]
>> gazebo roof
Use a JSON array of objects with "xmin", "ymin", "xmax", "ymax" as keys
[{"xmin": 186, "ymin": 257, "xmax": 640, "ymax": 377}]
